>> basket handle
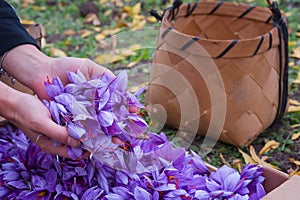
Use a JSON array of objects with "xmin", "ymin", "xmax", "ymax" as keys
[{"xmin": 266, "ymin": 0, "xmax": 273, "ymax": 6}]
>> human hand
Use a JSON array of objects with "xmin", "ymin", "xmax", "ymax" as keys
[
  {"xmin": 2, "ymin": 44, "xmax": 115, "ymax": 100},
  {"xmin": 6, "ymin": 90, "xmax": 80, "ymax": 158}
]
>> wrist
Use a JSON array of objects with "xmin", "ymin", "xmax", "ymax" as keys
[{"xmin": 1, "ymin": 44, "xmax": 52, "ymax": 91}]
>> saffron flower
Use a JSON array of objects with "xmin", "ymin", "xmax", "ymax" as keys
[{"xmin": 0, "ymin": 70, "xmax": 267, "ymax": 199}]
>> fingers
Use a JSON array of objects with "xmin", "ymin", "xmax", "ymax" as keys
[
  {"xmin": 38, "ymin": 118, "xmax": 80, "ymax": 147},
  {"xmin": 34, "ymin": 133, "xmax": 70, "ymax": 158},
  {"xmin": 81, "ymin": 58, "xmax": 115, "ymax": 78}
]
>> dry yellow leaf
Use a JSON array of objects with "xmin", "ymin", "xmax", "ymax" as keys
[
  {"xmin": 81, "ymin": 30, "xmax": 94, "ymax": 38},
  {"xmin": 132, "ymin": 19, "xmax": 146, "ymax": 30},
  {"xmin": 129, "ymin": 44, "xmax": 142, "ymax": 51},
  {"xmin": 289, "ymin": 165, "xmax": 300, "ymax": 176},
  {"xmin": 249, "ymin": 146, "xmax": 261, "ymax": 163},
  {"xmin": 238, "ymin": 148, "xmax": 256, "ymax": 164},
  {"xmin": 104, "ymin": 10, "xmax": 112, "ymax": 17},
  {"xmin": 290, "ymin": 46, "xmax": 300, "ymax": 59},
  {"xmin": 131, "ymin": 3, "xmax": 141, "ymax": 16},
  {"xmin": 102, "ymin": 28, "xmax": 121, "ymax": 36},
  {"xmin": 50, "ymin": 47, "xmax": 67, "ymax": 57},
  {"xmin": 99, "ymin": 0, "xmax": 109, "ymax": 4},
  {"xmin": 32, "ymin": 5, "xmax": 46, "ymax": 11},
  {"xmin": 20, "ymin": 19, "xmax": 35, "ymax": 25},
  {"xmin": 64, "ymin": 29, "xmax": 76, "ymax": 36},
  {"xmin": 288, "ymin": 105, "xmax": 300, "ymax": 112},
  {"xmin": 123, "ymin": 6, "xmax": 131, "ymax": 13},
  {"xmin": 147, "ymin": 16, "xmax": 157, "ymax": 23},
  {"xmin": 94, "ymin": 53, "xmax": 125, "ymax": 64},
  {"xmin": 290, "ymin": 158, "xmax": 300, "ymax": 166},
  {"xmin": 220, "ymin": 152, "xmax": 231, "ymax": 167},
  {"xmin": 232, "ymin": 159, "xmax": 242, "ymax": 172},
  {"xmin": 94, "ymin": 54, "xmax": 115, "ymax": 64},
  {"xmin": 258, "ymin": 140, "xmax": 280, "ymax": 155},
  {"xmin": 22, "ymin": 0, "xmax": 34, "ymax": 7},
  {"xmin": 290, "ymin": 99, "xmax": 300, "ymax": 106},
  {"xmin": 249, "ymin": 146, "xmax": 279, "ymax": 169},
  {"xmin": 291, "ymin": 124, "xmax": 300, "ymax": 128},
  {"xmin": 127, "ymin": 61, "xmax": 137, "ymax": 68},
  {"xmin": 296, "ymin": 32, "xmax": 300, "ymax": 37},
  {"xmin": 289, "ymin": 41, "xmax": 297, "ymax": 47},
  {"xmin": 291, "ymin": 132, "xmax": 300, "ymax": 140},
  {"xmin": 95, "ymin": 33, "xmax": 106, "ymax": 42}
]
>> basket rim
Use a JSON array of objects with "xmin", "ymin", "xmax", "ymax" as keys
[{"xmin": 159, "ymin": 1, "xmax": 282, "ymax": 58}]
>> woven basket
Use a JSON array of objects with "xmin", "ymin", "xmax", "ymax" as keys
[{"xmin": 145, "ymin": 0, "xmax": 289, "ymax": 146}]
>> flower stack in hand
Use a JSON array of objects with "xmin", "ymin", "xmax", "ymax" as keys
[{"xmin": 0, "ymin": 71, "xmax": 266, "ymax": 199}]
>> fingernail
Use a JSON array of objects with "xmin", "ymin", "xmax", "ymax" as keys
[{"xmin": 67, "ymin": 136, "xmax": 81, "ymax": 147}]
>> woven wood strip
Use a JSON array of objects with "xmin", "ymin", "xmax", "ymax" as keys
[{"xmin": 146, "ymin": 2, "xmax": 288, "ymax": 146}]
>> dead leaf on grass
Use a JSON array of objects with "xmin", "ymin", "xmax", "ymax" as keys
[
  {"xmin": 290, "ymin": 46, "xmax": 300, "ymax": 59},
  {"xmin": 249, "ymin": 146, "xmax": 279, "ymax": 169},
  {"xmin": 291, "ymin": 132, "xmax": 300, "ymax": 140},
  {"xmin": 80, "ymin": 29, "xmax": 94, "ymax": 38},
  {"xmin": 219, "ymin": 152, "xmax": 231, "ymax": 167},
  {"xmin": 20, "ymin": 19, "xmax": 35, "ymax": 25},
  {"xmin": 50, "ymin": 47, "xmax": 67, "ymax": 57},
  {"xmin": 290, "ymin": 158, "xmax": 300, "ymax": 166},
  {"xmin": 238, "ymin": 148, "xmax": 255, "ymax": 164},
  {"xmin": 64, "ymin": 29, "xmax": 76, "ymax": 36},
  {"xmin": 258, "ymin": 140, "xmax": 280, "ymax": 155},
  {"xmin": 288, "ymin": 105, "xmax": 300, "ymax": 113}
]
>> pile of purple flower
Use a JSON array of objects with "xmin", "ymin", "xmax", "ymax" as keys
[{"xmin": 0, "ymin": 70, "xmax": 266, "ymax": 199}]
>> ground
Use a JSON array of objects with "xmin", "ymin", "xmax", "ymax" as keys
[{"xmin": 10, "ymin": 0, "xmax": 300, "ymax": 175}]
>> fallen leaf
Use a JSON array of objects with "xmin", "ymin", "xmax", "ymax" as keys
[
  {"xmin": 20, "ymin": 19, "xmax": 35, "ymax": 25},
  {"xmin": 291, "ymin": 132, "xmax": 300, "ymax": 140},
  {"xmin": 288, "ymin": 105, "xmax": 300, "ymax": 112},
  {"xmin": 83, "ymin": 13, "xmax": 101, "ymax": 26},
  {"xmin": 80, "ymin": 30, "xmax": 94, "ymax": 38},
  {"xmin": 129, "ymin": 44, "xmax": 142, "ymax": 51},
  {"xmin": 64, "ymin": 29, "xmax": 76, "ymax": 36},
  {"xmin": 99, "ymin": 0, "xmax": 109, "ymax": 3},
  {"xmin": 94, "ymin": 54, "xmax": 122, "ymax": 64},
  {"xmin": 232, "ymin": 159, "xmax": 242, "ymax": 172},
  {"xmin": 32, "ymin": 5, "xmax": 46, "ymax": 11},
  {"xmin": 288, "ymin": 165, "xmax": 300, "ymax": 176},
  {"xmin": 95, "ymin": 54, "xmax": 113, "ymax": 64},
  {"xmin": 290, "ymin": 158, "xmax": 300, "ymax": 166},
  {"xmin": 238, "ymin": 148, "xmax": 255, "ymax": 164},
  {"xmin": 22, "ymin": 0, "xmax": 34, "ymax": 7},
  {"xmin": 249, "ymin": 146, "xmax": 279, "ymax": 169},
  {"xmin": 50, "ymin": 47, "xmax": 67, "ymax": 57},
  {"xmin": 104, "ymin": 10, "xmax": 112, "ymax": 17},
  {"xmin": 95, "ymin": 33, "xmax": 106, "ymax": 42},
  {"xmin": 127, "ymin": 61, "xmax": 137, "ymax": 68},
  {"xmin": 258, "ymin": 140, "xmax": 280, "ymax": 155},
  {"xmin": 289, "ymin": 99, "xmax": 300, "ymax": 106},
  {"xmin": 290, "ymin": 46, "xmax": 300, "ymax": 59},
  {"xmin": 289, "ymin": 41, "xmax": 297, "ymax": 47},
  {"xmin": 93, "ymin": 27, "xmax": 101, "ymax": 32},
  {"xmin": 102, "ymin": 28, "xmax": 121, "ymax": 36},
  {"xmin": 147, "ymin": 16, "xmax": 157, "ymax": 23},
  {"xmin": 291, "ymin": 124, "xmax": 300, "ymax": 128},
  {"xmin": 249, "ymin": 145, "xmax": 261, "ymax": 163},
  {"xmin": 123, "ymin": 6, "xmax": 131, "ymax": 13},
  {"xmin": 219, "ymin": 152, "xmax": 231, "ymax": 167},
  {"xmin": 131, "ymin": 2, "xmax": 141, "ymax": 16}
]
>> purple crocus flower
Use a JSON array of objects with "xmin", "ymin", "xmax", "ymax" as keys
[
  {"xmin": 0, "ymin": 70, "xmax": 267, "ymax": 200},
  {"xmin": 45, "ymin": 76, "xmax": 65, "ymax": 100}
]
